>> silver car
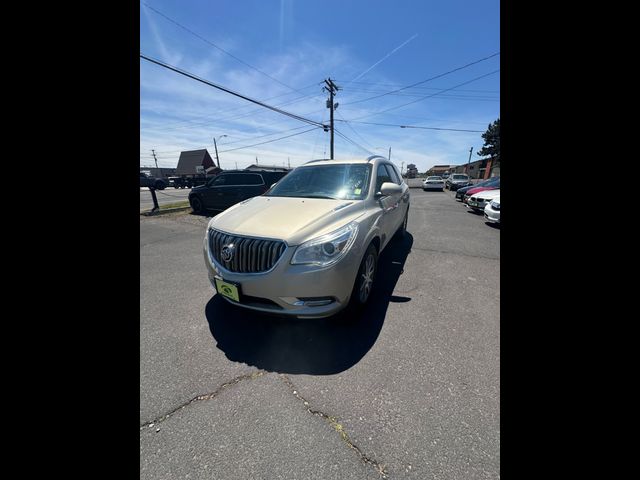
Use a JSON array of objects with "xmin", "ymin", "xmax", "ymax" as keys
[
  {"xmin": 422, "ymin": 176, "xmax": 445, "ymax": 191},
  {"xmin": 203, "ymin": 156, "xmax": 410, "ymax": 318}
]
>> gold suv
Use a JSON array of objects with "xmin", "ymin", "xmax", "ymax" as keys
[{"xmin": 203, "ymin": 156, "xmax": 410, "ymax": 318}]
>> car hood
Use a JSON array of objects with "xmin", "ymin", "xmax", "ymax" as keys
[
  {"xmin": 208, "ymin": 196, "xmax": 366, "ymax": 246},
  {"xmin": 472, "ymin": 189, "xmax": 501, "ymax": 200},
  {"xmin": 467, "ymin": 186, "xmax": 497, "ymax": 196}
]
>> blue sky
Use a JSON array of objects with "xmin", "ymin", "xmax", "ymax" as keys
[{"xmin": 140, "ymin": 0, "xmax": 499, "ymax": 173}]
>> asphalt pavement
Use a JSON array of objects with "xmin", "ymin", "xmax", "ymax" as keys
[{"xmin": 140, "ymin": 188, "xmax": 500, "ymax": 479}]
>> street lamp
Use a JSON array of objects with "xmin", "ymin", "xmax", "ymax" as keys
[
  {"xmin": 213, "ymin": 134, "xmax": 228, "ymax": 169},
  {"xmin": 374, "ymin": 146, "xmax": 391, "ymax": 160}
]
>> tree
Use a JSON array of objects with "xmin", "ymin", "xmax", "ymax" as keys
[{"xmin": 477, "ymin": 118, "xmax": 500, "ymax": 163}]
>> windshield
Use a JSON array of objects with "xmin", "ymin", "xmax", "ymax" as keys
[
  {"xmin": 452, "ymin": 174, "xmax": 469, "ymax": 180},
  {"xmin": 265, "ymin": 163, "xmax": 372, "ymax": 200},
  {"xmin": 426, "ymin": 176, "xmax": 442, "ymax": 181},
  {"xmin": 473, "ymin": 177, "xmax": 496, "ymax": 188}
]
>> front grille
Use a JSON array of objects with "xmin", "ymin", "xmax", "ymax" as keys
[{"xmin": 209, "ymin": 229, "xmax": 286, "ymax": 273}]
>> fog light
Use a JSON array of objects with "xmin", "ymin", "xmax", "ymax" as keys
[{"xmin": 292, "ymin": 297, "xmax": 335, "ymax": 307}]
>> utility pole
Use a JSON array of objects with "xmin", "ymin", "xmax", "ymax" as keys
[
  {"xmin": 213, "ymin": 138, "xmax": 221, "ymax": 168},
  {"xmin": 151, "ymin": 149, "xmax": 158, "ymax": 169},
  {"xmin": 256, "ymin": 156, "xmax": 259, "ymax": 165},
  {"xmin": 401, "ymin": 161, "xmax": 404, "ymax": 177},
  {"xmin": 288, "ymin": 157, "xmax": 290, "ymax": 169},
  {"xmin": 388, "ymin": 147, "xmax": 391, "ymax": 161},
  {"xmin": 323, "ymin": 78, "xmax": 340, "ymax": 159},
  {"xmin": 235, "ymin": 161, "xmax": 238, "ymax": 169},
  {"xmin": 466, "ymin": 146, "xmax": 473, "ymax": 176}
]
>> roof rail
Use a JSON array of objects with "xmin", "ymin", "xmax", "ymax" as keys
[
  {"xmin": 366, "ymin": 155, "xmax": 387, "ymax": 162},
  {"xmin": 303, "ymin": 158, "xmax": 330, "ymax": 164}
]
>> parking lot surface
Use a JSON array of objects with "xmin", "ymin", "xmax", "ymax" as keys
[{"xmin": 140, "ymin": 188, "xmax": 499, "ymax": 479}]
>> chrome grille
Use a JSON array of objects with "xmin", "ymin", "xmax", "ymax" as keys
[{"xmin": 209, "ymin": 229, "xmax": 286, "ymax": 273}]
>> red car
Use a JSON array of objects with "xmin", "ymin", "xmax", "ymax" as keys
[{"xmin": 463, "ymin": 177, "xmax": 500, "ymax": 203}]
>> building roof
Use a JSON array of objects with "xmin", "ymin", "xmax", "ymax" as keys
[{"xmin": 176, "ymin": 149, "xmax": 216, "ymax": 175}]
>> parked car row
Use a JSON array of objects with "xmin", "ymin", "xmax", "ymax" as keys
[
  {"xmin": 450, "ymin": 175, "xmax": 500, "ymax": 225},
  {"xmin": 455, "ymin": 176, "xmax": 500, "ymax": 202}
]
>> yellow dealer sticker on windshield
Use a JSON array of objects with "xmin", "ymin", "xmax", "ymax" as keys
[
  {"xmin": 215, "ymin": 279, "xmax": 240, "ymax": 302},
  {"xmin": 354, "ymin": 188, "xmax": 362, "ymax": 195}
]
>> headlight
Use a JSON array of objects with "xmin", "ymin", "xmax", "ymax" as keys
[
  {"xmin": 291, "ymin": 222, "xmax": 358, "ymax": 267},
  {"xmin": 490, "ymin": 200, "xmax": 500, "ymax": 210}
]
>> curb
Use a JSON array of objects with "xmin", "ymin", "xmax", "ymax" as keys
[{"xmin": 140, "ymin": 206, "xmax": 192, "ymax": 216}]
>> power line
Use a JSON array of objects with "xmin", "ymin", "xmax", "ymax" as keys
[
  {"xmin": 140, "ymin": 1, "xmax": 301, "ymax": 93},
  {"xmin": 144, "ymin": 125, "xmax": 314, "ymax": 155},
  {"xmin": 335, "ymin": 110, "xmax": 376, "ymax": 150},
  {"xmin": 140, "ymin": 54, "xmax": 326, "ymax": 128},
  {"xmin": 141, "ymin": 90, "xmax": 325, "ymax": 134},
  {"xmin": 342, "ymin": 88, "xmax": 499, "ymax": 101},
  {"xmin": 335, "ymin": 81, "xmax": 499, "ymax": 94},
  {"xmin": 343, "ymin": 52, "xmax": 500, "ymax": 106},
  {"xmin": 334, "ymin": 128, "xmax": 375, "ymax": 156},
  {"xmin": 218, "ymin": 127, "xmax": 319, "ymax": 153},
  {"xmin": 345, "ymin": 69, "xmax": 500, "ymax": 121},
  {"xmin": 335, "ymin": 120, "xmax": 484, "ymax": 133},
  {"xmin": 141, "ymin": 83, "xmax": 321, "ymax": 132}
]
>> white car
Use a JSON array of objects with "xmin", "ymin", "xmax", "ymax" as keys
[
  {"xmin": 484, "ymin": 196, "xmax": 500, "ymax": 223},
  {"xmin": 422, "ymin": 176, "xmax": 445, "ymax": 191},
  {"xmin": 466, "ymin": 189, "xmax": 500, "ymax": 212}
]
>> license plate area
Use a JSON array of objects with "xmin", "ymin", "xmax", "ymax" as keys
[{"xmin": 214, "ymin": 277, "xmax": 241, "ymax": 302}]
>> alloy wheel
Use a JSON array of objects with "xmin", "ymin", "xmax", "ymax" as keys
[{"xmin": 359, "ymin": 253, "xmax": 375, "ymax": 303}]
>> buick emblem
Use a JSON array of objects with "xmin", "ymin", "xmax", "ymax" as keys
[{"xmin": 221, "ymin": 243, "xmax": 235, "ymax": 262}]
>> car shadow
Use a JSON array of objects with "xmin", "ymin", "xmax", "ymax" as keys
[
  {"xmin": 485, "ymin": 222, "xmax": 501, "ymax": 229},
  {"xmin": 205, "ymin": 233, "xmax": 414, "ymax": 375}
]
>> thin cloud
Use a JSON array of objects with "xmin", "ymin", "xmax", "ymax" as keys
[{"xmin": 349, "ymin": 34, "xmax": 419, "ymax": 84}]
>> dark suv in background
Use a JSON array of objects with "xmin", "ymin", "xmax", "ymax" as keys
[
  {"xmin": 445, "ymin": 174, "xmax": 472, "ymax": 191},
  {"xmin": 189, "ymin": 170, "xmax": 289, "ymax": 213}
]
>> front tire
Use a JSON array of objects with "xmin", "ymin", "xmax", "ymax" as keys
[
  {"xmin": 190, "ymin": 196, "xmax": 204, "ymax": 213},
  {"xmin": 350, "ymin": 244, "xmax": 378, "ymax": 309}
]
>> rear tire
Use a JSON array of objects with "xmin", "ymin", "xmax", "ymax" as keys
[{"xmin": 395, "ymin": 208, "xmax": 408, "ymax": 239}]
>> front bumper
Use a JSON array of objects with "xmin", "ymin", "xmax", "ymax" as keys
[
  {"xmin": 466, "ymin": 198, "xmax": 488, "ymax": 211},
  {"xmin": 484, "ymin": 205, "xmax": 500, "ymax": 223},
  {"xmin": 203, "ymin": 232, "xmax": 362, "ymax": 318}
]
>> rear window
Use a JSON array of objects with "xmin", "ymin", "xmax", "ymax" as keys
[
  {"xmin": 452, "ymin": 174, "xmax": 469, "ymax": 180},
  {"xmin": 427, "ymin": 176, "xmax": 442, "ymax": 181}
]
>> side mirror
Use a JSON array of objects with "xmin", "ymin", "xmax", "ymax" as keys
[{"xmin": 378, "ymin": 182, "xmax": 402, "ymax": 197}]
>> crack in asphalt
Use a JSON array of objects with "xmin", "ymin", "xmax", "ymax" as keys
[
  {"xmin": 281, "ymin": 375, "xmax": 389, "ymax": 479},
  {"xmin": 140, "ymin": 371, "xmax": 266, "ymax": 429}
]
